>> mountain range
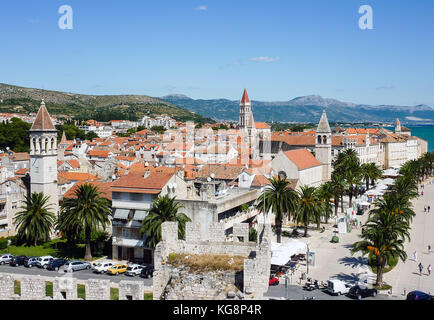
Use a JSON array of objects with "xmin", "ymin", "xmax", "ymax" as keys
[
  {"xmin": 160, "ymin": 94, "xmax": 434, "ymax": 124},
  {"xmin": 0, "ymin": 83, "xmax": 213, "ymax": 124}
]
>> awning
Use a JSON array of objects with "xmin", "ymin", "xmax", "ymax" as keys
[
  {"xmin": 113, "ymin": 208, "xmax": 130, "ymax": 219},
  {"xmin": 133, "ymin": 210, "xmax": 148, "ymax": 221},
  {"xmin": 271, "ymin": 240, "xmax": 307, "ymax": 266},
  {"xmin": 116, "ymin": 239, "xmax": 145, "ymax": 248}
]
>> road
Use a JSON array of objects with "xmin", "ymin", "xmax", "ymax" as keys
[
  {"xmin": 0, "ymin": 264, "xmax": 153, "ymax": 285},
  {"xmin": 265, "ymin": 283, "xmax": 398, "ymax": 300}
]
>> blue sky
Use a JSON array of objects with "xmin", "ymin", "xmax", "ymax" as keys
[{"xmin": 1, "ymin": 0, "xmax": 434, "ymax": 106}]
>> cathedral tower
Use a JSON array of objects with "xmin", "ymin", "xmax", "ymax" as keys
[
  {"xmin": 238, "ymin": 89, "xmax": 257, "ymax": 158},
  {"xmin": 315, "ymin": 110, "xmax": 332, "ymax": 181},
  {"xmin": 30, "ymin": 100, "xmax": 59, "ymax": 215}
]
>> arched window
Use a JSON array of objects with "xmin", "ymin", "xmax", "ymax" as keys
[
  {"xmin": 323, "ymin": 135, "xmax": 327, "ymax": 144},
  {"xmin": 317, "ymin": 135, "xmax": 322, "ymax": 144}
]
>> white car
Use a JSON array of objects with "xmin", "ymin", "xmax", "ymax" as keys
[
  {"xmin": 327, "ymin": 279, "xmax": 352, "ymax": 296},
  {"xmin": 92, "ymin": 261, "xmax": 114, "ymax": 274},
  {"xmin": 125, "ymin": 264, "xmax": 144, "ymax": 277},
  {"xmin": 36, "ymin": 256, "xmax": 54, "ymax": 269},
  {"xmin": 0, "ymin": 254, "xmax": 14, "ymax": 265}
]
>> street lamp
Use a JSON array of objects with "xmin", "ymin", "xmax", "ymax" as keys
[
  {"xmin": 306, "ymin": 242, "xmax": 310, "ymax": 275},
  {"xmin": 285, "ymin": 271, "xmax": 289, "ymax": 300}
]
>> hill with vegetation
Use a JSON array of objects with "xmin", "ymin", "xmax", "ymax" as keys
[{"xmin": 0, "ymin": 83, "xmax": 214, "ymax": 124}]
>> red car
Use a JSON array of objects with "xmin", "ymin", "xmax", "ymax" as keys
[{"xmin": 269, "ymin": 275, "xmax": 280, "ymax": 286}]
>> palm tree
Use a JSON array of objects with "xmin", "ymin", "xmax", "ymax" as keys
[
  {"xmin": 141, "ymin": 195, "xmax": 191, "ymax": 249},
  {"xmin": 59, "ymin": 184, "xmax": 111, "ymax": 261},
  {"xmin": 318, "ymin": 181, "xmax": 334, "ymax": 224},
  {"xmin": 390, "ymin": 175, "xmax": 419, "ymax": 201},
  {"xmin": 361, "ymin": 163, "xmax": 382, "ymax": 191},
  {"xmin": 351, "ymin": 202, "xmax": 409, "ymax": 287},
  {"xmin": 256, "ymin": 177, "xmax": 298, "ymax": 243},
  {"xmin": 330, "ymin": 173, "xmax": 346, "ymax": 214},
  {"xmin": 294, "ymin": 186, "xmax": 323, "ymax": 237},
  {"xmin": 345, "ymin": 169, "xmax": 363, "ymax": 208},
  {"xmin": 14, "ymin": 192, "xmax": 56, "ymax": 246}
]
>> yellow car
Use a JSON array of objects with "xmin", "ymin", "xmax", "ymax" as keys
[{"xmin": 107, "ymin": 264, "xmax": 128, "ymax": 275}]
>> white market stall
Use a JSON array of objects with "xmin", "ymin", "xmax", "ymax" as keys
[{"xmin": 271, "ymin": 240, "xmax": 307, "ymax": 266}]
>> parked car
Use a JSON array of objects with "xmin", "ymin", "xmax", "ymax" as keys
[
  {"xmin": 269, "ymin": 275, "xmax": 280, "ymax": 286},
  {"xmin": 92, "ymin": 261, "xmax": 114, "ymax": 274},
  {"xmin": 36, "ymin": 256, "xmax": 54, "ymax": 269},
  {"xmin": 106, "ymin": 264, "xmax": 128, "ymax": 275},
  {"xmin": 0, "ymin": 254, "xmax": 14, "ymax": 265},
  {"xmin": 9, "ymin": 255, "xmax": 27, "ymax": 266},
  {"xmin": 140, "ymin": 265, "xmax": 154, "ymax": 278},
  {"xmin": 24, "ymin": 257, "xmax": 39, "ymax": 268},
  {"xmin": 47, "ymin": 258, "xmax": 68, "ymax": 271},
  {"xmin": 326, "ymin": 279, "xmax": 352, "ymax": 295},
  {"xmin": 64, "ymin": 261, "xmax": 91, "ymax": 272},
  {"xmin": 347, "ymin": 285, "xmax": 378, "ymax": 300},
  {"xmin": 125, "ymin": 264, "xmax": 144, "ymax": 277},
  {"xmin": 406, "ymin": 290, "xmax": 434, "ymax": 300}
]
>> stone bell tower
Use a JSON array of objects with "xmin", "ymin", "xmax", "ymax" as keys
[
  {"xmin": 29, "ymin": 100, "xmax": 59, "ymax": 215},
  {"xmin": 315, "ymin": 110, "xmax": 332, "ymax": 181}
]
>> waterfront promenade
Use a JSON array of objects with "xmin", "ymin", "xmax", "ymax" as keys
[{"xmin": 383, "ymin": 178, "xmax": 434, "ymax": 296}]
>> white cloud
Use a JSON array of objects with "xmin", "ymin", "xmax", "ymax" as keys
[
  {"xmin": 249, "ymin": 56, "xmax": 280, "ymax": 62},
  {"xmin": 195, "ymin": 5, "xmax": 208, "ymax": 11}
]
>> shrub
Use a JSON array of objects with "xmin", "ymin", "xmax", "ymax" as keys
[
  {"xmin": 0, "ymin": 237, "xmax": 7, "ymax": 250},
  {"xmin": 249, "ymin": 228, "xmax": 257, "ymax": 242}
]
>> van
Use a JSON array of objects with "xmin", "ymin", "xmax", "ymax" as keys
[
  {"xmin": 36, "ymin": 256, "xmax": 54, "ymax": 269},
  {"xmin": 327, "ymin": 279, "xmax": 352, "ymax": 296}
]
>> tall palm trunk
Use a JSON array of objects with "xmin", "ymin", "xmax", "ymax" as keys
[
  {"xmin": 334, "ymin": 197, "xmax": 339, "ymax": 216},
  {"xmin": 340, "ymin": 194, "xmax": 344, "ymax": 213},
  {"xmin": 304, "ymin": 223, "xmax": 308, "ymax": 237},
  {"xmin": 376, "ymin": 256, "xmax": 385, "ymax": 287},
  {"xmin": 365, "ymin": 178, "xmax": 370, "ymax": 191},
  {"xmin": 275, "ymin": 216, "xmax": 282, "ymax": 243},
  {"xmin": 84, "ymin": 226, "xmax": 92, "ymax": 261}
]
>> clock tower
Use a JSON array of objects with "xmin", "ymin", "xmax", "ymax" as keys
[{"xmin": 30, "ymin": 100, "xmax": 59, "ymax": 215}]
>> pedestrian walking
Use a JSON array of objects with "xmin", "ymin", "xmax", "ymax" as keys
[
  {"xmin": 428, "ymin": 206, "xmax": 431, "ymax": 213},
  {"xmin": 428, "ymin": 265, "xmax": 432, "ymax": 276},
  {"xmin": 414, "ymin": 251, "xmax": 418, "ymax": 262},
  {"xmin": 424, "ymin": 205, "xmax": 427, "ymax": 212},
  {"xmin": 418, "ymin": 263, "xmax": 423, "ymax": 276},
  {"xmin": 421, "ymin": 191, "xmax": 424, "ymax": 196},
  {"xmin": 429, "ymin": 245, "xmax": 432, "ymax": 253}
]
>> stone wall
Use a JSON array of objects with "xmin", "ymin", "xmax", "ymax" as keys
[
  {"xmin": 153, "ymin": 221, "xmax": 271, "ymax": 300},
  {"xmin": 0, "ymin": 274, "xmax": 152, "ymax": 301}
]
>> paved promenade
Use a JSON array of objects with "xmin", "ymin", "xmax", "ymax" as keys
[
  {"xmin": 383, "ymin": 178, "xmax": 434, "ymax": 296},
  {"xmin": 274, "ymin": 177, "xmax": 434, "ymax": 300}
]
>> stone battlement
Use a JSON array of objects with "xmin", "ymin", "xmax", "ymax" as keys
[{"xmin": 153, "ymin": 221, "xmax": 271, "ymax": 300}]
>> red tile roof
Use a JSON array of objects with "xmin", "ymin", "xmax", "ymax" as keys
[
  {"xmin": 30, "ymin": 101, "xmax": 56, "ymax": 131},
  {"xmin": 283, "ymin": 149, "xmax": 321, "ymax": 170},
  {"xmin": 111, "ymin": 171, "xmax": 173, "ymax": 194},
  {"xmin": 58, "ymin": 172, "xmax": 101, "ymax": 181},
  {"xmin": 63, "ymin": 181, "xmax": 113, "ymax": 201}
]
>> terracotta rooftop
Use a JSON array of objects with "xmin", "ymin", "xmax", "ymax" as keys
[
  {"xmin": 283, "ymin": 149, "xmax": 321, "ymax": 170},
  {"xmin": 255, "ymin": 122, "xmax": 270, "ymax": 129},
  {"xmin": 111, "ymin": 171, "xmax": 174, "ymax": 194},
  {"xmin": 63, "ymin": 181, "xmax": 113, "ymax": 201},
  {"xmin": 58, "ymin": 172, "xmax": 101, "ymax": 182}
]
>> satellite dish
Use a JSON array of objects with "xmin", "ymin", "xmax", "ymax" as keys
[
  {"xmin": 145, "ymin": 162, "xmax": 149, "ymax": 167},
  {"xmin": 173, "ymin": 183, "xmax": 177, "ymax": 189},
  {"xmin": 207, "ymin": 177, "xmax": 211, "ymax": 182},
  {"xmin": 210, "ymin": 173, "xmax": 215, "ymax": 179},
  {"xmin": 168, "ymin": 183, "xmax": 173, "ymax": 189}
]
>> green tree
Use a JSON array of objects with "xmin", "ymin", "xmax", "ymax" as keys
[
  {"xmin": 256, "ymin": 177, "xmax": 298, "ymax": 243},
  {"xmin": 294, "ymin": 186, "xmax": 323, "ymax": 237},
  {"xmin": 318, "ymin": 181, "xmax": 334, "ymax": 224},
  {"xmin": 361, "ymin": 163, "xmax": 382, "ymax": 191},
  {"xmin": 141, "ymin": 195, "xmax": 191, "ymax": 249},
  {"xmin": 59, "ymin": 184, "xmax": 112, "ymax": 261},
  {"xmin": 14, "ymin": 193, "xmax": 56, "ymax": 246},
  {"xmin": 351, "ymin": 197, "xmax": 410, "ymax": 287}
]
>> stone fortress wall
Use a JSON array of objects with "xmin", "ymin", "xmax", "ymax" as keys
[
  {"xmin": 0, "ymin": 273, "xmax": 152, "ymax": 300},
  {"xmin": 153, "ymin": 221, "xmax": 272, "ymax": 300}
]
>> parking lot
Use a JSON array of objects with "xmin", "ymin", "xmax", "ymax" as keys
[
  {"xmin": 0, "ymin": 262, "xmax": 153, "ymax": 285},
  {"xmin": 265, "ymin": 283, "xmax": 398, "ymax": 300}
]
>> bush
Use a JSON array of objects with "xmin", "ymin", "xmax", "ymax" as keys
[
  {"xmin": 0, "ymin": 237, "xmax": 7, "ymax": 250},
  {"xmin": 249, "ymin": 228, "xmax": 257, "ymax": 242}
]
